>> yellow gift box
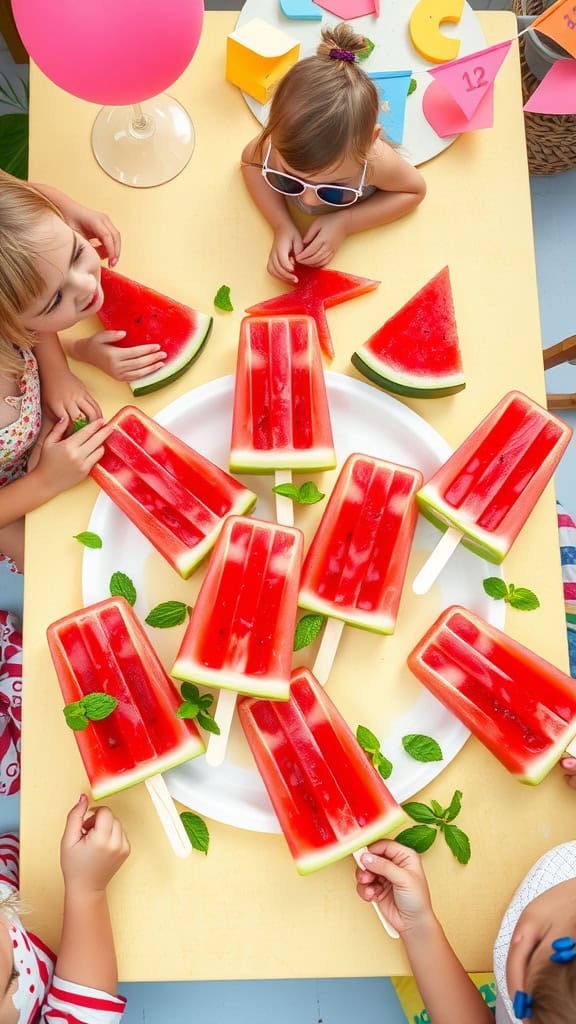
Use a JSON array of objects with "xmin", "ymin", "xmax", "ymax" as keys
[{"xmin": 226, "ymin": 17, "xmax": 300, "ymax": 105}]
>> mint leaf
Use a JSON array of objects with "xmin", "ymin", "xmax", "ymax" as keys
[
  {"xmin": 297, "ymin": 481, "xmax": 325, "ymax": 505},
  {"xmin": 443, "ymin": 824, "xmax": 471, "ymax": 864},
  {"xmin": 374, "ymin": 753, "xmax": 393, "ymax": 780},
  {"xmin": 408, "ymin": 77, "xmax": 417, "ymax": 95},
  {"xmin": 445, "ymin": 790, "xmax": 462, "ymax": 822},
  {"xmin": 402, "ymin": 801, "xmax": 437, "ymax": 824},
  {"xmin": 431, "ymin": 799, "xmax": 445, "ymax": 818},
  {"xmin": 483, "ymin": 577, "xmax": 508, "ymax": 601},
  {"xmin": 72, "ymin": 417, "xmax": 89, "ymax": 433},
  {"xmin": 395, "ymin": 825, "xmax": 437, "ymax": 853},
  {"xmin": 402, "ymin": 734, "xmax": 443, "ymax": 763},
  {"xmin": 109, "ymin": 571, "xmax": 137, "ymax": 607},
  {"xmin": 73, "ymin": 531, "xmax": 102, "ymax": 549},
  {"xmin": 176, "ymin": 700, "xmax": 200, "ymax": 719},
  {"xmin": 82, "ymin": 693, "xmax": 118, "ymax": 721},
  {"xmin": 199, "ymin": 694, "xmax": 214, "ymax": 710},
  {"xmin": 197, "ymin": 710, "xmax": 221, "ymax": 735},
  {"xmin": 63, "ymin": 702, "xmax": 89, "ymax": 731},
  {"xmin": 214, "ymin": 285, "xmax": 233, "ymax": 312},
  {"xmin": 293, "ymin": 613, "xmax": 325, "ymax": 651},
  {"xmin": 180, "ymin": 812, "xmax": 210, "ymax": 854},
  {"xmin": 180, "ymin": 683, "xmax": 201, "ymax": 703},
  {"xmin": 145, "ymin": 601, "xmax": 188, "ymax": 628},
  {"xmin": 357, "ymin": 37, "xmax": 375, "ymax": 61},
  {"xmin": 272, "ymin": 482, "xmax": 300, "ymax": 501},
  {"xmin": 508, "ymin": 587, "xmax": 540, "ymax": 611},
  {"xmin": 356, "ymin": 725, "xmax": 381, "ymax": 755}
]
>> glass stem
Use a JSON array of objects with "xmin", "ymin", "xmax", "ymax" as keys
[{"xmin": 131, "ymin": 103, "xmax": 148, "ymax": 132}]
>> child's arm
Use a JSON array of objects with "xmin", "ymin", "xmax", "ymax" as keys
[
  {"xmin": 56, "ymin": 795, "xmax": 130, "ymax": 993},
  {"xmin": 241, "ymin": 139, "xmax": 303, "ymax": 284},
  {"xmin": 356, "ymin": 840, "xmax": 492, "ymax": 1024},
  {"xmin": 30, "ymin": 181, "xmax": 121, "ymax": 267},
  {"xmin": 34, "ymin": 332, "xmax": 102, "ymax": 423}
]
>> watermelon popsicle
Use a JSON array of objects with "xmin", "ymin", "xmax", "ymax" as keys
[
  {"xmin": 407, "ymin": 606, "xmax": 576, "ymax": 784},
  {"xmin": 47, "ymin": 597, "xmax": 205, "ymax": 857},
  {"xmin": 91, "ymin": 405, "xmax": 257, "ymax": 579},
  {"xmin": 239, "ymin": 666, "xmax": 404, "ymax": 936},
  {"xmin": 299, "ymin": 454, "xmax": 422, "ymax": 684},
  {"xmin": 172, "ymin": 516, "xmax": 303, "ymax": 766},
  {"xmin": 412, "ymin": 391, "xmax": 573, "ymax": 594}
]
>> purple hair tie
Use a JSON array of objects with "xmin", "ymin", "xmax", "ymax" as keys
[{"xmin": 329, "ymin": 48, "xmax": 356, "ymax": 62}]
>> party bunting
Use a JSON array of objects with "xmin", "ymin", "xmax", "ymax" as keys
[
  {"xmin": 368, "ymin": 70, "xmax": 412, "ymax": 144},
  {"xmin": 532, "ymin": 0, "xmax": 576, "ymax": 59},
  {"xmin": 428, "ymin": 40, "xmax": 512, "ymax": 120},
  {"xmin": 279, "ymin": 0, "xmax": 321, "ymax": 18},
  {"xmin": 423, "ymin": 78, "xmax": 494, "ymax": 136},
  {"xmin": 313, "ymin": 0, "xmax": 377, "ymax": 18},
  {"xmin": 524, "ymin": 58, "xmax": 576, "ymax": 113}
]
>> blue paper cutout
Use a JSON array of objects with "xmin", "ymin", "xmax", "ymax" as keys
[
  {"xmin": 279, "ymin": 0, "xmax": 322, "ymax": 19},
  {"xmin": 368, "ymin": 69, "xmax": 412, "ymax": 145}
]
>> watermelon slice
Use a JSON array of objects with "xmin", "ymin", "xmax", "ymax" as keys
[
  {"xmin": 98, "ymin": 267, "xmax": 213, "ymax": 397},
  {"xmin": 245, "ymin": 265, "xmax": 380, "ymax": 361},
  {"xmin": 351, "ymin": 267, "xmax": 465, "ymax": 398}
]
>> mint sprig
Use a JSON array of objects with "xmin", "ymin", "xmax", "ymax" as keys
[
  {"xmin": 402, "ymin": 734, "xmax": 443, "ymax": 763},
  {"xmin": 483, "ymin": 577, "xmax": 540, "ymax": 611},
  {"xmin": 176, "ymin": 683, "xmax": 220, "ymax": 735},
  {"xmin": 356, "ymin": 724, "xmax": 393, "ymax": 780},
  {"xmin": 73, "ymin": 531, "xmax": 102, "ymax": 549},
  {"xmin": 273, "ymin": 481, "xmax": 325, "ymax": 505},
  {"xmin": 397, "ymin": 790, "xmax": 471, "ymax": 864},
  {"xmin": 63, "ymin": 692, "xmax": 118, "ymax": 732},
  {"xmin": 408, "ymin": 77, "xmax": 417, "ymax": 96},
  {"xmin": 214, "ymin": 285, "xmax": 233, "ymax": 312},
  {"xmin": 293, "ymin": 613, "xmax": 325, "ymax": 651},
  {"xmin": 72, "ymin": 417, "xmax": 89, "ymax": 433},
  {"xmin": 109, "ymin": 571, "xmax": 137, "ymax": 607},
  {"xmin": 357, "ymin": 37, "xmax": 375, "ymax": 61},
  {"xmin": 145, "ymin": 601, "xmax": 190, "ymax": 628},
  {"xmin": 180, "ymin": 812, "xmax": 210, "ymax": 854}
]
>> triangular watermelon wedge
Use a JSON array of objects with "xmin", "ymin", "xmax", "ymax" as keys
[
  {"xmin": 245, "ymin": 265, "xmax": 380, "ymax": 361},
  {"xmin": 351, "ymin": 267, "xmax": 465, "ymax": 398},
  {"xmin": 98, "ymin": 268, "xmax": 213, "ymax": 397}
]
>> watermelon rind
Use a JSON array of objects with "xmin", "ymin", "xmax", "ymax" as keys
[
  {"xmin": 295, "ymin": 806, "xmax": 406, "ymax": 875},
  {"xmin": 175, "ymin": 490, "xmax": 258, "ymax": 580},
  {"xmin": 131, "ymin": 314, "xmax": 213, "ymax": 397},
  {"xmin": 416, "ymin": 486, "xmax": 506, "ymax": 564},
  {"xmin": 351, "ymin": 349, "xmax": 466, "ymax": 399},
  {"xmin": 298, "ymin": 589, "xmax": 395, "ymax": 635},
  {"xmin": 90, "ymin": 734, "xmax": 206, "ymax": 800},
  {"xmin": 229, "ymin": 446, "xmax": 337, "ymax": 475},
  {"xmin": 171, "ymin": 659, "xmax": 290, "ymax": 700}
]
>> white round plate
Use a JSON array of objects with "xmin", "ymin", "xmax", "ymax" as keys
[
  {"xmin": 84, "ymin": 373, "xmax": 504, "ymax": 833},
  {"xmin": 234, "ymin": 0, "xmax": 487, "ymax": 165}
]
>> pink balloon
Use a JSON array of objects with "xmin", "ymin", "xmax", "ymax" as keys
[{"xmin": 12, "ymin": 0, "xmax": 204, "ymax": 105}]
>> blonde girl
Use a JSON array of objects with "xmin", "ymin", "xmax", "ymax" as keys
[{"xmin": 241, "ymin": 23, "xmax": 426, "ymax": 283}]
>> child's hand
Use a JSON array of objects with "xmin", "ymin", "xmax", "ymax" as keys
[
  {"xmin": 41, "ymin": 369, "xmax": 102, "ymax": 424},
  {"xmin": 268, "ymin": 225, "xmax": 304, "ymax": 283},
  {"xmin": 34, "ymin": 416, "xmax": 111, "ymax": 495},
  {"xmin": 297, "ymin": 213, "xmax": 350, "ymax": 268},
  {"xmin": 74, "ymin": 331, "xmax": 167, "ymax": 383},
  {"xmin": 560, "ymin": 756, "xmax": 576, "ymax": 789},
  {"xmin": 61, "ymin": 795, "xmax": 130, "ymax": 896},
  {"xmin": 355, "ymin": 840, "xmax": 435, "ymax": 936},
  {"xmin": 61, "ymin": 201, "xmax": 121, "ymax": 268}
]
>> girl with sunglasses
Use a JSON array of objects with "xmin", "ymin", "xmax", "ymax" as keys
[{"xmin": 241, "ymin": 23, "xmax": 426, "ymax": 283}]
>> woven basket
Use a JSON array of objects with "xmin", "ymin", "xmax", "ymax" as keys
[{"xmin": 513, "ymin": 0, "xmax": 576, "ymax": 174}]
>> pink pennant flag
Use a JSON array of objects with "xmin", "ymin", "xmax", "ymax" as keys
[
  {"xmin": 429, "ymin": 40, "xmax": 512, "ymax": 120},
  {"xmin": 524, "ymin": 59, "xmax": 576, "ymax": 113},
  {"xmin": 423, "ymin": 78, "xmax": 494, "ymax": 136}
]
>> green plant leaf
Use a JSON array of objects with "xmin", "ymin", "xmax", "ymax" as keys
[
  {"xmin": 145, "ymin": 601, "xmax": 189, "ymax": 628},
  {"xmin": 293, "ymin": 613, "xmax": 325, "ymax": 651},
  {"xmin": 180, "ymin": 683, "xmax": 201, "ymax": 703},
  {"xmin": 356, "ymin": 724, "xmax": 380, "ymax": 754},
  {"xmin": 109, "ymin": 571, "xmax": 137, "ymax": 606},
  {"xmin": 483, "ymin": 577, "xmax": 509, "ymax": 601},
  {"xmin": 508, "ymin": 587, "xmax": 540, "ymax": 611},
  {"xmin": 395, "ymin": 825, "xmax": 437, "ymax": 854},
  {"xmin": 374, "ymin": 752, "xmax": 393, "ymax": 780},
  {"xmin": 214, "ymin": 285, "xmax": 233, "ymax": 312},
  {"xmin": 408, "ymin": 77, "xmax": 417, "ymax": 95},
  {"xmin": 431, "ymin": 799, "xmax": 445, "ymax": 818},
  {"xmin": 0, "ymin": 113, "xmax": 29, "ymax": 179},
  {"xmin": 272, "ymin": 482, "xmax": 300, "ymax": 501},
  {"xmin": 197, "ymin": 710, "xmax": 221, "ymax": 735},
  {"xmin": 199, "ymin": 693, "xmax": 214, "ymax": 709},
  {"xmin": 357, "ymin": 37, "xmax": 375, "ymax": 61},
  {"xmin": 297, "ymin": 481, "xmax": 325, "ymax": 505},
  {"xmin": 72, "ymin": 417, "xmax": 89, "ymax": 433},
  {"xmin": 445, "ymin": 790, "xmax": 463, "ymax": 823},
  {"xmin": 63, "ymin": 703, "xmax": 89, "ymax": 731},
  {"xmin": 73, "ymin": 531, "xmax": 102, "ymax": 549},
  {"xmin": 176, "ymin": 700, "xmax": 200, "ymax": 720},
  {"xmin": 402, "ymin": 734, "xmax": 443, "ymax": 763},
  {"xmin": 82, "ymin": 693, "xmax": 118, "ymax": 721},
  {"xmin": 443, "ymin": 824, "xmax": 471, "ymax": 864},
  {"xmin": 180, "ymin": 812, "xmax": 210, "ymax": 854},
  {"xmin": 402, "ymin": 801, "xmax": 437, "ymax": 824}
]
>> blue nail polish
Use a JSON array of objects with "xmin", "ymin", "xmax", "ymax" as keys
[
  {"xmin": 550, "ymin": 936, "xmax": 576, "ymax": 963},
  {"xmin": 513, "ymin": 991, "xmax": 533, "ymax": 1019}
]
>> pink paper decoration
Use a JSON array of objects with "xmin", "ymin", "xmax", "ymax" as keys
[
  {"xmin": 313, "ymin": 0, "xmax": 376, "ymax": 19},
  {"xmin": 524, "ymin": 59, "xmax": 576, "ymax": 114},
  {"xmin": 422, "ymin": 78, "xmax": 494, "ymax": 136},
  {"xmin": 429, "ymin": 40, "xmax": 511, "ymax": 120},
  {"xmin": 12, "ymin": 0, "xmax": 204, "ymax": 106}
]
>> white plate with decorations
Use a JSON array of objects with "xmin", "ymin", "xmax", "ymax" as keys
[{"xmin": 83, "ymin": 373, "xmax": 504, "ymax": 833}]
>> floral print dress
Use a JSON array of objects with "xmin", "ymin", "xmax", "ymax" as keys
[{"xmin": 0, "ymin": 350, "xmax": 42, "ymax": 572}]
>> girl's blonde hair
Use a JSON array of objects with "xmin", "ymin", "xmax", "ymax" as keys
[
  {"xmin": 257, "ymin": 23, "xmax": 379, "ymax": 172},
  {"xmin": 0, "ymin": 170, "xmax": 63, "ymax": 374},
  {"xmin": 532, "ymin": 954, "xmax": 576, "ymax": 1023}
]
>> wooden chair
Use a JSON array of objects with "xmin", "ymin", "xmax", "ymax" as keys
[{"xmin": 544, "ymin": 335, "xmax": 576, "ymax": 411}]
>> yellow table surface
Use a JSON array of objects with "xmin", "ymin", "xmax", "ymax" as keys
[{"xmin": 21, "ymin": 12, "xmax": 574, "ymax": 979}]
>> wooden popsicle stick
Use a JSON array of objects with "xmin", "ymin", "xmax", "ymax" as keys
[
  {"xmin": 563, "ymin": 737, "xmax": 576, "ymax": 758},
  {"xmin": 145, "ymin": 774, "xmax": 192, "ymax": 858},
  {"xmin": 313, "ymin": 616, "xmax": 345, "ymax": 686},
  {"xmin": 274, "ymin": 470, "xmax": 295, "ymax": 528},
  {"xmin": 412, "ymin": 526, "xmax": 462, "ymax": 595},
  {"xmin": 352, "ymin": 848, "xmax": 399, "ymax": 939}
]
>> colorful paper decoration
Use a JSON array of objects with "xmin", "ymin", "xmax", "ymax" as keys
[
  {"xmin": 409, "ymin": 0, "xmax": 465, "ymax": 65},
  {"xmin": 524, "ymin": 58, "xmax": 576, "ymax": 113},
  {"xmin": 423, "ymin": 78, "xmax": 494, "ymax": 136},
  {"xmin": 532, "ymin": 0, "xmax": 576, "ymax": 60},
  {"xmin": 279, "ymin": 0, "xmax": 322, "ymax": 20},
  {"xmin": 313, "ymin": 0, "xmax": 377, "ymax": 20},
  {"xmin": 226, "ymin": 18, "xmax": 300, "ymax": 104},
  {"xmin": 368, "ymin": 70, "xmax": 412, "ymax": 145},
  {"xmin": 429, "ymin": 40, "xmax": 512, "ymax": 119}
]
